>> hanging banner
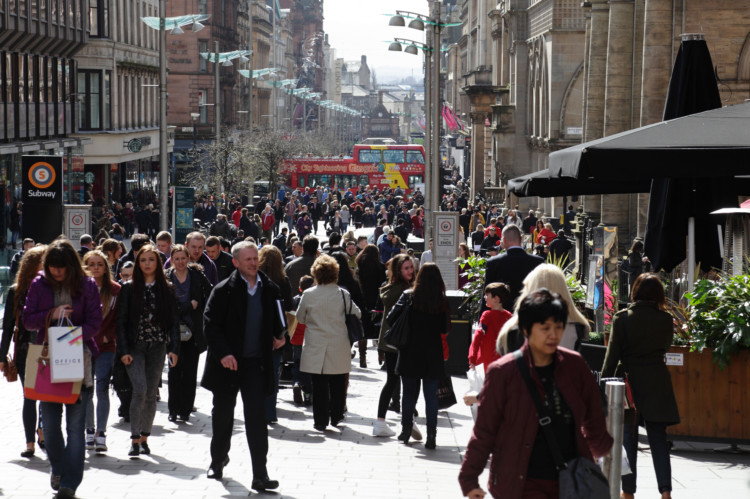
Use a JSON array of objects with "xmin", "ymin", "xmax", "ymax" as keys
[{"xmin": 22, "ymin": 156, "xmax": 64, "ymax": 244}]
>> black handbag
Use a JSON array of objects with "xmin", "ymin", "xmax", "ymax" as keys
[
  {"xmin": 341, "ymin": 289, "xmax": 364, "ymax": 345},
  {"xmin": 513, "ymin": 350, "xmax": 609, "ymax": 499},
  {"xmin": 437, "ymin": 368, "xmax": 457, "ymax": 409},
  {"xmin": 383, "ymin": 291, "xmax": 412, "ymax": 350}
]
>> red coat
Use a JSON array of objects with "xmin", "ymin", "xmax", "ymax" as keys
[
  {"xmin": 535, "ymin": 228, "xmax": 556, "ymax": 245},
  {"xmin": 459, "ymin": 344, "xmax": 612, "ymax": 498},
  {"xmin": 468, "ymin": 309, "xmax": 511, "ymax": 370},
  {"xmin": 231, "ymin": 209, "xmax": 242, "ymax": 227},
  {"xmin": 261, "ymin": 211, "xmax": 275, "ymax": 231}
]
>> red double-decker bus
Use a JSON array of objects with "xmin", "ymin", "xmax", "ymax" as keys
[{"xmin": 280, "ymin": 144, "xmax": 426, "ymax": 193}]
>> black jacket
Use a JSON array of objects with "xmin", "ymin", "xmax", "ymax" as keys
[
  {"xmin": 116, "ymin": 281, "xmax": 181, "ymax": 356},
  {"xmin": 212, "ymin": 251, "xmax": 235, "ymax": 283},
  {"xmin": 201, "ymin": 270, "xmax": 285, "ymax": 395},
  {"xmin": 484, "ymin": 247, "xmax": 544, "ymax": 310},
  {"xmin": 165, "ymin": 266, "xmax": 213, "ymax": 353}
]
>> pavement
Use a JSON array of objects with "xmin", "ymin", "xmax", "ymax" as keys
[{"xmin": 1, "ymin": 345, "xmax": 749, "ymax": 498}]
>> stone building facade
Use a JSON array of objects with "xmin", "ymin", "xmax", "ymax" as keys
[
  {"xmin": 489, "ymin": 0, "xmax": 587, "ymax": 214},
  {"xmin": 582, "ymin": 0, "xmax": 750, "ymax": 245}
]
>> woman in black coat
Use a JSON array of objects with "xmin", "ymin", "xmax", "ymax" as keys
[
  {"xmin": 165, "ymin": 244, "xmax": 213, "ymax": 422},
  {"xmin": 389, "ymin": 263, "xmax": 450, "ymax": 450},
  {"xmin": 355, "ymin": 245, "xmax": 387, "ymax": 366},
  {"xmin": 331, "ymin": 252, "xmax": 367, "ymax": 366}
]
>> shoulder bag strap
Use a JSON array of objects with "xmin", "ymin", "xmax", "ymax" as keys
[
  {"xmin": 513, "ymin": 350, "xmax": 568, "ymax": 471},
  {"xmin": 340, "ymin": 289, "xmax": 351, "ymax": 314}
]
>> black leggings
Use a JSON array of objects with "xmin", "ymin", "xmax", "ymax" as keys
[{"xmin": 377, "ymin": 352, "xmax": 401, "ymax": 419}]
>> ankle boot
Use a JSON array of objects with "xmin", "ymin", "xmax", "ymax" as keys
[
  {"xmin": 397, "ymin": 424, "xmax": 412, "ymax": 444},
  {"xmin": 425, "ymin": 429, "xmax": 436, "ymax": 450}
]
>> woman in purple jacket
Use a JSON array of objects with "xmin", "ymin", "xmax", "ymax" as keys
[
  {"xmin": 23, "ymin": 239, "xmax": 103, "ymax": 498},
  {"xmin": 459, "ymin": 289, "xmax": 612, "ymax": 499}
]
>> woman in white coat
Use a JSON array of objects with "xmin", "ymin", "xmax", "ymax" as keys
[{"xmin": 297, "ymin": 255, "xmax": 361, "ymax": 431}]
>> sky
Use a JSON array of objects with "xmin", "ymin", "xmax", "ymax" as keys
[{"xmin": 323, "ymin": 0, "xmax": 428, "ymax": 84}]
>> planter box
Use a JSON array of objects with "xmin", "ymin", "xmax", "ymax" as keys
[{"xmin": 666, "ymin": 346, "xmax": 750, "ymax": 442}]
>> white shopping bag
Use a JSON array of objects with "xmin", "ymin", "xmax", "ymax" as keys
[
  {"xmin": 48, "ymin": 314, "xmax": 84, "ymax": 383},
  {"xmin": 467, "ymin": 365, "xmax": 485, "ymax": 421}
]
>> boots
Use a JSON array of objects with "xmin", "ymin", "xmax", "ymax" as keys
[
  {"xmin": 425, "ymin": 429, "xmax": 436, "ymax": 450},
  {"xmin": 397, "ymin": 424, "xmax": 412, "ymax": 444}
]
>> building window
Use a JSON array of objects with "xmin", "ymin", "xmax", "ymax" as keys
[
  {"xmin": 89, "ymin": 0, "xmax": 109, "ymax": 38},
  {"xmin": 78, "ymin": 69, "xmax": 111, "ymax": 131},
  {"xmin": 199, "ymin": 41, "xmax": 207, "ymax": 72},
  {"xmin": 199, "ymin": 88, "xmax": 207, "ymax": 123},
  {"xmin": 198, "ymin": 0, "xmax": 206, "ymax": 14}
]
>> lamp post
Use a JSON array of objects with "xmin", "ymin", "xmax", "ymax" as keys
[
  {"xmin": 141, "ymin": 12, "xmax": 209, "ymax": 232},
  {"xmin": 388, "ymin": 2, "xmax": 454, "ymax": 243}
]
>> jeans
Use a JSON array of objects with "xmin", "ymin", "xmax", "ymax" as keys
[
  {"xmin": 310, "ymin": 373, "xmax": 347, "ymax": 428},
  {"xmin": 401, "ymin": 376, "xmax": 438, "ymax": 431},
  {"xmin": 210, "ymin": 359, "xmax": 269, "ymax": 478},
  {"xmin": 377, "ymin": 352, "xmax": 401, "ymax": 419},
  {"xmin": 41, "ymin": 387, "xmax": 93, "ymax": 493},
  {"xmin": 285, "ymin": 215, "xmax": 294, "ymax": 230},
  {"xmin": 126, "ymin": 342, "xmax": 167, "ymax": 439},
  {"xmin": 622, "ymin": 420, "xmax": 672, "ymax": 494},
  {"xmin": 264, "ymin": 349, "xmax": 282, "ymax": 422},
  {"xmin": 16, "ymin": 342, "xmax": 40, "ymax": 444},
  {"xmin": 85, "ymin": 351, "xmax": 115, "ymax": 433},
  {"xmin": 168, "ymin": 337, "xmax": 199, "ymax": 418},
  {"xmin": 291, "ymin": 345, "xmax": 312, "ymax": 392}
]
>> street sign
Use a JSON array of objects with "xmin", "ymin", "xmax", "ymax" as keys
[
  {"xmin": 64, "ymin": 205, "xmax": 91, "ymax": 242},
  {"xmin": 22, "ymin": 156, "xmax": 63, "ymax": 244},
  {"xmin": 433, "ymin": 211, "xmax": 459, "ymax": 290}
]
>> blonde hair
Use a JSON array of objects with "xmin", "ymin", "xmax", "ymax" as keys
[{"xmin": 497, "ymin": 263, "xmax": 589, "ymax": 354}]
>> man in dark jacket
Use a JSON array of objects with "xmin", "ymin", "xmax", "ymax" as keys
[
  {"xmin": 484, "ymin": 224, "xmax": 543, "ymax": 310},
  {"xmin": 548, "ymin": 229, "xmax": 573, "ymax": 264},
  {"xmin": 209, "ymin": 214, "xmax": 233, "ymax": 239},
  {"xmin": 202, "ymin": 242, "xmax": 285, "ymax": 490},
  {"xmin": 284, "ymin": 235, "xmax": 318, "ymax": 295},
  {"xmin": 164, "ymin": 232, "xmax": 219, "ymax": 285},
  {"xmin": 205, "ymin": 236, "xmax": 235, "ymax": 283}
]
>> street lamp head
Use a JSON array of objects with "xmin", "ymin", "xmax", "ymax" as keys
[
  {"xmin": 190, "ymin": 112, "xmax": 201, "ymax": 120},
  {"xmin": 408, "ymin": 18, "xmax": 425, "ymax": 31},
  {"xmin": 192, "ymin": 20, "xmax": 205, "ymax": 32},
  {"xmin": 171, "ymin": 25, "xmax": 185, "ymax": 35},
  {"xmin": 389, "ymin": 15, "xmax": 406, "ymax": 27},
  {"xmin": 222, "ymin": 59, "xmax": 234, "ymax": 67},
  {"xmin": 388, "ymin": 42, "xmax": 403, "ymax": 52},
  {"xmin": 404, "ymin": 45, "xmax": 419, "ymax": 55},
  {"xmin": 239, "ymin": 55, "xmax": 249, "ymax": 63}
]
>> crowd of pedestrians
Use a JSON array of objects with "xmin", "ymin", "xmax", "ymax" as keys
[{"xmin": 0, "ymin": 180, "xmax": 680, "ymax": 499}]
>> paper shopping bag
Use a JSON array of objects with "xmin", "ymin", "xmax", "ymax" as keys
[
  {"xmin": 48, "ymin": 321, "xmax": 84, "ymax": 383},
  {"xmin": 24, "ymin": 344, "xmax": 81, "ymax": 404}
]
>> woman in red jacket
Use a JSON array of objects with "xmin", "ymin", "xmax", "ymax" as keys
[
  {"xmin": 83, "ymin": 250, "xmax": 121, "ymax": 454},
  {"xmin": 459, "ymin": 289, "xmax": 612, "ymax": 499}
]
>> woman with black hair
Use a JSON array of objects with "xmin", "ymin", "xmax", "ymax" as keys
[
  {"xmin": 23, "ymin": 239, "xmax": 103, "ymax": 497},
  {"xmin": 459, "ymin": 289, "xmax": 612, "ymax": 499},
  {"xmin": 390, "ymin": 263, "xmax": 450, "ymax": 450},
  {"xmin": 355, "ymin": 245, "xmax": 386, "ymax": 368},
  {"xmin": 117, "ymin": 244, "xmax": 180, "ymax": 457},
  {"xmin": 331, "ymin": 251, "xmax": 366, "ymax": 356}
]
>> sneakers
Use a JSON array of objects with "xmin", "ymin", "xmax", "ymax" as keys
[
  {"xmin": 95, "ymin": 434, "xmax": 107, "ymax": 453},
  {"xmin": 372, "ymin": 420, "xmax": 396, "ymax": 437},
  {"xmin": 293, "ymin": 383, "xmax": 303, "ymax": 405},
  {"xmin": 411, "ymin": 422, "xmax": 423, "ymax": 441},
  {"xmin": 85, "ymin": 429, "xmax": 95, "ymax": 450}
]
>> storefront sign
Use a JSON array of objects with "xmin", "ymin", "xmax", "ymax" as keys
[
  {"xmin": 172, "ymin": 186, "xmax": 195, "ymax": 244},
  {"xmin": 127, "ymin": 139, "xmax": 143, "ymax": 152},
  {"xmin": 22, "ymin": 156, "xmax": 63, "ymax": 243}
]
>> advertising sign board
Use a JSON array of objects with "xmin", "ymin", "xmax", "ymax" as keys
[{"xmin": 22, "ymin": 156, "xmax": 63, "ymax": 243}]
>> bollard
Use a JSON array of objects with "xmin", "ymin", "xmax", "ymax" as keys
[{"xmin": 604, "ymin": 381, "xmax": 625, "ymax": 499}]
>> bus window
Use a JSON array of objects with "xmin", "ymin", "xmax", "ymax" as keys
[
  {"xmin": 358, "ymin": 175, "xmax": 369, "ymax": 186},
  {"xmin": 334, "ymin": 174, "xmax": 358, "ymax": 189},
  {"xmin": 358, "ymin": 149, "xmax": 381, "ymax": 163},
  {"xmin": 298, "ymin": 174, "xmax": 306, "ymax": 188},
  {"xmin": 406, "ymin": 150, "xmax": 425, "ymax": 164},
  {"xmin": 408, "ymin": 175, "xmax": 424, "ymax": 190},
  {"xmin": 308, "ymin": 174, "xmax": 331, "ymax": 188},
  {"xmin": 383, "ymin": 149, "xmax": 405, "ymax": 163}
]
